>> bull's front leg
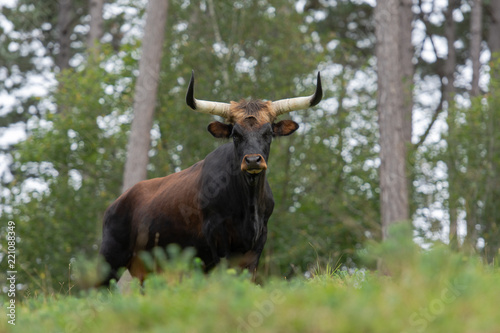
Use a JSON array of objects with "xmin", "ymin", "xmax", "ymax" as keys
[
  {"xmin": 240, "ymin": 226, "xmax": 268, "ymax": 281},
  {"xmin": 203, "ymin": 217, "xmax": 230, "ymax": 269}
]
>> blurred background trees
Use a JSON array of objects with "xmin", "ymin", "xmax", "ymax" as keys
[{"xmin": 1, "ymin": 0, "xmax": 500, "ymax": 293}]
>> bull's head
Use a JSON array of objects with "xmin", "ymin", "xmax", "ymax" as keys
[{"xmin": 186, "ymin": 71, "xmax": 322, "ymax": 180}]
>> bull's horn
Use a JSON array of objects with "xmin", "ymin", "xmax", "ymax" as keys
[
  {"xmin": 272, "ymin": 72, "xmax": 323, "ymax": 116},
  {"xmin": 186, "ymin": 70, "xmax": 231, "ymax": 118}
]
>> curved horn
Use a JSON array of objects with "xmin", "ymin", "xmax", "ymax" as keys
[
  {"xmin": 186, "ymin": 70, "xmax": 231, "ymax": 118},
  {"xmin": 272, "ymin": 72, "xmax": 323, "ymax": 116}
]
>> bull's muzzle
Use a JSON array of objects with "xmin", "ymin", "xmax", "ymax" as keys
[{"xmin": 241, "ymin": 154, "xmax": 267, "ymax": 174}]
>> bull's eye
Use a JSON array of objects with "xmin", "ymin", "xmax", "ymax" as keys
[
  {"xmin": 260, "ymin": 127, "xmax": 273, "ymax": 142},
  {"xmin": 232, "ymin": 131, "xmax": 243, "ymax": 143}
]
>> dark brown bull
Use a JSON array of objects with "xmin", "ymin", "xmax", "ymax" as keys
[{"xmin": 98, "ymin": 71, "xmax": 322, "ymax": 285}]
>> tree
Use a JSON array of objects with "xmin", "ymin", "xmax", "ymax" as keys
[
  {"xmin": 0, "ymin": 0, "xmax": 138, "ymax": 292},
  {"xmin": 400, "ymin": 0, "xmax": 414, "ymax": 145},
  {"xmin": 488, "ymin": 0, "xmax": 500, "ymax": 57},
  {"xmin": 122, "ymin": 0, "xmax": 169, "ymax": 192},
  {"xmin": 470, "ymin": 0, "xmax": 482, "ymax": 97},
  {"xmin": 57, "ymin": 0, "xmax": 77, "ymax": 70},
  {"xmin": 412, "ymin": 0, "xmax": 500, "ymax": 255},
  {"xmin": 2, "ymin": 60, "xmax": 132, "ymax": 293},
  {"xmin": 374, "ymin": 0, "xmax": 410, "ymax": 241},
  {"xmin": 444, "ymin": 0, "xmax": 459, "ymax": 248},
  {"xmin": 88, "ymin": 0, "xmax": 105, "ymax": 55},
  {"xmin": 0, "ymin": 0, "xmax": 87, "ymax": 137}
]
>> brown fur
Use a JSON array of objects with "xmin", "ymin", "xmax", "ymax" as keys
[
  {"xmin": 227, "ymin": 100, "xmax": 276, "ymax": 126},
  {"xmin": 99, "ymin": 161, "xmax": 206, "ymax": 283}
]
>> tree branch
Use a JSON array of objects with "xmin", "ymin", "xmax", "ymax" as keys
[
  {"xmin": 206, "ymin": 0, "xmax": 230, "ymax": 88},
  {"xmin": 414, "ymin": 76, "xmax": 445, "ymax": 149}
]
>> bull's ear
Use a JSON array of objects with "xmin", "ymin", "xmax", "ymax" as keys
[
  {"xmin": 273, "ymin": 120, "xmax": 299, "ymax": 136},
  {"xmin": 208, "ymin": 121, "xmax": 232, "ymax": 138}
]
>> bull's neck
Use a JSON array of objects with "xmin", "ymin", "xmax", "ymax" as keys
[
  {"xmin": 235, "ymin": 171, "xmax": 267, "ymax": 247},
  {"xmin": 233, "ymin": 163, "xmax": 267, "ymax": 197},
  {"xmin": 244, "ymin": 173, "xmax": 266, "ymax": 192}
]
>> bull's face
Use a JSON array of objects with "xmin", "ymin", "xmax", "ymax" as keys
[
  {"xmin": 207, "ymin": 117, "xmax": 299, "ymax": 178},
  {"xmin": 185, "ymin": 70, "xmax": 322, "ymax": 181}
]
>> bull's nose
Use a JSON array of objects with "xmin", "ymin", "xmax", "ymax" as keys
[
  {"xmin": 245, "ymin": 155, "xmax": 262, "ymax": 165},
  {"xmin": 241, "ymin": 154, "xmax": 267, "ymax": 174}
]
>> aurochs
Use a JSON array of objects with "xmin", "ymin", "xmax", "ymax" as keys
[{"xmin": 98, "ymin": 71, "xmax": 322, "ymax": 285}]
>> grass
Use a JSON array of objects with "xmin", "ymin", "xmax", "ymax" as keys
[{"xmin": 3, "ymin": 226, "xmax": 500, "ymax": 333}]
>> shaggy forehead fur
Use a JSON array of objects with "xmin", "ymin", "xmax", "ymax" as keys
[{"xmin": 227, "ymin": 100, "xmax": 277, "ymax": 127}]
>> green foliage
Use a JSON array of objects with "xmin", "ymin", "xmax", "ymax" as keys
[
  {"xmin": 447, "ymin": 61, "xmax": 500, "ymax": 258},
  {"xmin": 3, "ymin": 229, "xmax": 500, "ymax": 333},
  {"xmin": 413, "ymin": 60, "xmax": 500, "ymax": 258},
  {"xmin": 0, "ymin": 0, "xmax": 88, "ymax": 128},
  {"xmin": 1, "ymin": 51, "xmax": 133, "ymax": 293},
  {"xmin": 264, "ymin": 65, "xmax": 379, "ymax": 274}
]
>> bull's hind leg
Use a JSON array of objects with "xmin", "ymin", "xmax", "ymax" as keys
[
  {"xmin": 128, "ymin": 254, "xmax": 148, "ymax": 284},
  {"xmin": 98, "ymin": 232, "xmax": 133, "ymax": 287}
]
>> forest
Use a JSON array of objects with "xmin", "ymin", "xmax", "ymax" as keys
[{"xmin": 1, "ymin": 0, "xmax": 500, "ymax": 331}]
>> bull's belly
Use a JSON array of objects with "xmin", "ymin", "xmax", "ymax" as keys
[{"xmin": 132, "ymin": 216, "xmax": 265, "ymax": 272}]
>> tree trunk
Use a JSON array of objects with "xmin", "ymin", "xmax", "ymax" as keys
[
  {"xmin": 470, "ymin": 0, "xmax": 482, "ymax": 96},
  {"xmin": 399, "ymin": 0, "xmax": 415, "ymax": 225},
  {"xmin": 88, "ymin": 0, "xmax": 105, "ymax": 55},
  {"xmin": 57, "ymin": 0, "xmax": 73, "ymax": 70},
  {"xmin": 484, "ymin": 0, "xmax": 500, "ymax": 260},
  {"xmin": 399, "ymin": 0, "xmax": 414, "ymax": 144},
  {"xmin": 375, "ymin": 0, "xmax": 410, "ymax": 241},
  {"xmin": 122, "ymin": 0, "xmax": 169, "ymax": 193},
  {"xmin": 444, "ymin": 1, "xmax": 459, "ymax": 249},
  {"xmin": 488, "ymin": 0, "xmax": 500, "ymax": 57},
  {"xmin": 488, "ymin": 0, "xmax": 500, "ymax": 93}
]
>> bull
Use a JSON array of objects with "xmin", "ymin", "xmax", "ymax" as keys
[{"xmin": 98, "ymin": 71, "xmax": 322, "ymax": 285}]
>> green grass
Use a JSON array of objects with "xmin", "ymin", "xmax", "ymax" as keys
[{"xmin": 3, "ymin": 227, "xmax": 500, "ymax": 333}]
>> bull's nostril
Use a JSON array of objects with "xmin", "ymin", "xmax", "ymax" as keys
[
  {"xmin": 242, "ymin": 154, "xmax": 267, "ymax": 174},
  {"xmin": 245, "ymin": 155, "xmax": 261, "ymax": 164}
]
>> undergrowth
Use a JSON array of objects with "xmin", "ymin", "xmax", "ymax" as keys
[{"xmin": 2, "ymin": 224, "xmax": 499, "ymax": 333}]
